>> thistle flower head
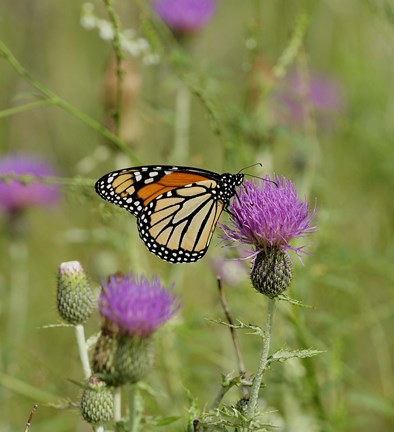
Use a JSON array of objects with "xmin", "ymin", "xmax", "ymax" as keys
[
  {"xmin": 0, "ymin": 153, "xmax": 59, "ymax": 213},
  {"xmin": 221, "ymin": 177, "xmax": 316, "ymax": 256},
  {"xmin": 99, "ymin": 273, "xmax": 179, "ymax": 337},
  {"xmin": 153, "ymin": 0, "xmax": 216, "ymax": 34},
  {"xmin": 221, "ymin": 176, "xmax": 317, "ymax": 297}
]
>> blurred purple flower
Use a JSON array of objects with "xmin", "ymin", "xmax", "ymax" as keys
[
  {"xmin": 153, "ymin": 0, "xmax": 216, "ymax": 34},
  {"xmin": 274, "ymin": 71, "xmax": 343, "ymax": 125},
  {"xmin": 0, "ymin": 153, "xmax": 59, "ymax": 213},
  {"xmin": 221, "ymin": 177, "xmax": 317, "ymax": 256},
  {"xmin": 99, "ymin": 273, "xmax": 180, "ymax": 337},
  {"xmin": 211, "ymin": 254, "xmax": 248, "ymax": 287}
]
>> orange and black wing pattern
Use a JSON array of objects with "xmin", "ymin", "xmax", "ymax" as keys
[{"xmin": 95, "ymin": 165, "xmax": 244, "ymax": 263}]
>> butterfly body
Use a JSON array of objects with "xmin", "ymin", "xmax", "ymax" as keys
[{"xmin": 95, "ymin": 165, "xmax": 244, "ymax": 263}]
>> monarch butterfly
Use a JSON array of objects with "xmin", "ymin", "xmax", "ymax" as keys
[{"xmin": 95, "ymin": 165, "xmax": 244, "ymax": 263}]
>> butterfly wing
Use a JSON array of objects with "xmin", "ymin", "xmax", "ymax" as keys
[
  {"xmin": 137, "ymin": 180, "xmax": 224, "ymax": 263},
  {"xmin": 95, "ymin": 165, "xmax": 222, "ymax": 217},
  {"xmin": 95, "ymin": 165, "xmax": 238, "ymax": 263}
]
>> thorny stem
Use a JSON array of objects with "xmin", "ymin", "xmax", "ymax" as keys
[
  {"xmin": 0, "ymin": 39, "xmax": 139, "ymax": 163},
  {"xmin": 247, "ymin": 297, "xmax": 276, "ymax": 418},
  {"xmin": 217, "ymin": 278, "xmax": 248, "ymax": 399}
]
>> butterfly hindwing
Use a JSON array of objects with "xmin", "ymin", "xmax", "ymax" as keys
[
  {"xmin": 137, "ymin": 181, "xmax": 224, "ymax": 263},
  {"xmin": 95, "ymin": 165, "xmax": 244, "ymax": 263}
]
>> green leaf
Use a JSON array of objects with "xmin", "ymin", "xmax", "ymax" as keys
[
  {"xmin": 268, "ymin": 348, "xmax": 325, "ymax": 364},
  {"xmin": 208, "ymin": 319, "xmax": 265, "ymax": 337},
  {"xmin": 277, "ymin": 293, "xmax": 313, "ymax": 308}
]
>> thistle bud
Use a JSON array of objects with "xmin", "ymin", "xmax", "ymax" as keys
[
  {"xmin": 80, "ymin": 376, "xmax": 113, "ymax": 425},
  {"xmin": 114, "ymin": 335, "xmax": 154, "ymax": 385},
  {"xmin": 57, "ymin": 261, "xmax": 94, "ymax": 325},
  {"xmin": 92, "ymin": 318, "xmax": 120, "ymax": 386},
  {"xmin": 251, "ymin": 247, "xmax": 293, "ymax": 297}
]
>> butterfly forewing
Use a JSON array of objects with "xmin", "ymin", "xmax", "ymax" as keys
[{"xmin": 95, "ymin": 165, "xmax": 243, "ymax": 263}]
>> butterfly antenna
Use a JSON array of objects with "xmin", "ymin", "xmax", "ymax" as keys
[
  {"xmin": 244, "ymin": 174, "xmax": 279, "ymax": 187},
  {"xmin": 237, "ymin": 163, "xmax": 278, "ymax": 187},
  {"xmin": 237, "ymin": 162, "xmax": 263, "ymax": 174}
]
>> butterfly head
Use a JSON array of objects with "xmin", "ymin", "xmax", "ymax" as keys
[{"xmin": 218, "ymin": 173, "xmax": 244, "ymax": 202}]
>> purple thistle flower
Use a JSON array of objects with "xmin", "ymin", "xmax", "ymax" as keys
[
  {"xmin": 221, "ymin": 177, "xmax": 317, "ymax": 256},
  {"xmin": 221, "ymin": 177, "xmax": 316, "ymax": 297},
  {"xmin": 99, "ymin": 273, "xmax": 180, "ymax": 337},
  {"xmin": 0, "ymin": 153, "xmax": 60, "ymax": 213},
  {"xmin": 273, "ymin": 71, "xmax": 343, "ymax": 126},
  {"xmin": 153, "ymin": 0, "xmax": 216, "ymax": 34}
]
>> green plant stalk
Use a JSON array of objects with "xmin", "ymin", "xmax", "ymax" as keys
[
  {"xmin": 247, "ymin": 297, "xmax": 276, "ymax": 418},
  {"xmin": 103, "ymin": 0, "xmax": 124, "ymax": 136},
  {"xmin": 273, "ymin": 13, "xmax": 309, "ymax": 79},
  {"xmin": 114, "ymin": 387, "xmax": 122, "ymax": 423},
  {"xmin": 0, "ymin": 173, "xmax": 93, "ymax": 187},
  {"xmin": 6, "ymin": 233, "xmax": 29, "ymax": 366},
  {"xmin": 171, "ymin": 80, "xmax": 191, "ymax": 163},
  {"xmin": 0, "ymin": 100, "xmax": 53, "ymax": 119},
  {"xmin": 136, "ymin": 2, "xmax": 226, "ymax": 143},
  {"xmin": 0, "ymin": 39, "xmax": 139, "ymax": 164},
  {"xmin": 75, "ymin": 324, "xmax": 92, "ymax": 380},
  {"xmin": 127, "ymin": 384, "xmax": 141, "ymax": 432}
]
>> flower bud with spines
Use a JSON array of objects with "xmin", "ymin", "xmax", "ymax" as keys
[
  {"xmin": 251, "ymin": 247, "xmax": 293, "ymax": 297},
  {"xmin": 80, "ymin": 375, "xmax": 113, "ymax": 425},
  {"xmin": 57, "ymin": 261, "xmax": 94, "ymax": 325},
  {"xmin": 92, "ymin": 318, "xmax": 119, "ymax": 386},
  {"xmin": 114, "ymin": 334, "xmax": 154, "ymax": 385}
]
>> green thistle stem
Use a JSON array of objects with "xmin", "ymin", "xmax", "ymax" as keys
[
  {"xmin": 127, "ymin": 385, "xmax": 141, "ymax": 432},
  {"xmin": 6, "ymin": 234, "xmax": 28, "ymax": 355},
  {"xmin": 171, "ymin": 80, "xmax": 191, "ymax": 163},
  {"xmin": 113, "ymin": 386, "xmax": 122, "ymax": 423},
  {"xmin": 247, "ymin": 297, "xmax": 276, "ymax": 418},
  {"xmin": 103, "ymin": 0, "xmax": 124, "ymax": 136},
  {"xmin": 75, "ymin": 324, "xmax": 92, "ymax": 380}
]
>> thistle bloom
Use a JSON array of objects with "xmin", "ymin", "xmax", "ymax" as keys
[
  {"xmin": 221, "ymin": 177, "xmax": 316, "ymax": 296},
  {"xmin": 274, "ymin": 71, "xmax": 342, "ymax": 125},
  {"xmin": 0, "ymin": 153, "xmax": 59, "ymax": 213},
  {"xmin": 153, "ymin": 0, "xmax": 216, "ymax": 35},
  {"xmin": 99, "ymin": 273, "xmax": 179, "ymax": 337},
  {"xmin": 94, "ymin": 273, "xmax": 179, "ymax": 385}
]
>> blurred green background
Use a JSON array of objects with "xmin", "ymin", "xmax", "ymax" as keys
[{"xmin": 1, "ymin": 0, "xmax": 394, "ymax": 431}]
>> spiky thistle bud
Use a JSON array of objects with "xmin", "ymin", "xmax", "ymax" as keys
[
  {"xmin": 114, "ymin": 335, "xmax": 154, "ymax": 385},
  {"xmin": 92, "ymin": 318, "xmax": 120, "ymax": 386},
  {"xmin": 57, "ymin": 261, "xmax": 94, "ymax": 325},
  {"xmin": 80, "ymin": 376, "xmax": 113, "ymax": 425},
  {"xmin": 251, "ymin": 247, "xmax": 293, "ymax": 297}
]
